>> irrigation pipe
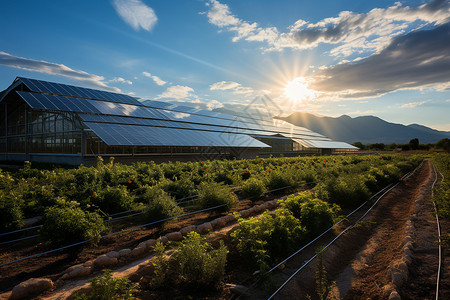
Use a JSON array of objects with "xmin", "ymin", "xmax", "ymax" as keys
[
  {"xmin": 0, "ymin": 225, "xmax": 42, "ymax": 237},
  {"xmin": 430, "ymin": 162, "xmax": 442, "ymax": 300}
]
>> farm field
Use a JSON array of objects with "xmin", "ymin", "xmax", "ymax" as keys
[{"xmin": 1, "ymin": 153, "xmax": 449, "ymax": 299}]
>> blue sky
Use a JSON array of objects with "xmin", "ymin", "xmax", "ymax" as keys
[{"xmin": 1, "ymin": 0, "xmax": 449, "ymax": 131}]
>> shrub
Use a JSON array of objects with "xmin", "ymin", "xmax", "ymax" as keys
[
  {"xmin": 74, "ymin": 270, "xmax": 139, "ymax": 300},
  {"xmin": 232, "ymin": 208, "xmax": 307, "ymax": 271},
  {"xmin": 174, "ymin": 232, "xmax": 228, "ymax": 288},
  {"xmin": 142, "ymin": 186, "xmax": 183, "ymax": 222},
  {"xmin": 296, "ymin": 199, "xmax": 340, "ymax": 237},
  {"xmin": 0, "ymin": 193, "xmax": 24, "ymax": 230},
  {"xmin": 240, "ymin": 177, "xmax": 266, "ymax": 200},
  {"xmin": 267, "ymin": 171, "xmax": 293, "ymax": 191},
  {"xmin": 150, "ymin": 232, "xmax": 228, "ymax": 289},
  {"xmin": 96, "ymin": 185, "xmax": 135, "ymax": 214},
  {"xmin": 41, "ymin": 204, "xmax": 107, "ymax": 246},
  {"xmin": 323, "ymin": 175, "xmax": 370, "ymax": 208},
  {"xmin": 197, "ymin": 182, "xmax": 237, "ymax": 211}
]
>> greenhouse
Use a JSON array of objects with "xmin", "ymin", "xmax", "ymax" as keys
[{"xmin": 0, "ymin": 77, "xmax": 357, "ymax": 165}]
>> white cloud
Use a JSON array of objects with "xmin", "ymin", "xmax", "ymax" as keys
[
  {"xmin": 401, "ymin": 100, "xmax": 431, "ymax": 108},
  {"xmin": 206, "ymin": 100, "xmax": 224, "ymax": 110},
  {"xmin": 209, "ymin": 80, "xmax": 254, "ymax": 94},
  {"xmin": 204, "ymin": 0, "xmax": 450, "ymax": 57},
  {"xmin": 210, "ymin": 81, "xmax": 241, "ymax": 90},
  {"xmin": 0, "ymin": 51, "xmax": 120, "ymax": 92},
  {"xmin": 110, "ymin": 77, "xmax": 132, "ymax": 85},
  {"xmin": 156, "ymin": 85, "xmax": 195, "ymax": 99},
  {"xmin": 142, "ymin": 71, "xmax": 167, "ymax": 86},
  {"xmin": 112, "ymin": 0, "xmax": 157, "ymax": 31}
]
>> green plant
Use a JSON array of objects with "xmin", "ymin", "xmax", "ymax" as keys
[
  {"xmin": 197, "ymin": 181, "xmax": 238, "ymax": 211},
  {"xmin": 41, "ymin": 203, "xmax": 107, "ymax": 246},
  {"xmin": 151, "ymin": 241, "xmax": 170, "ymax": 288},
  {"xmin": 74, "ymin": 270, "xmax": 139, "ymax": 300},
  {"xmin": 240, "ymin": 177, "xmax": 267, "ymax": 200},
  {"xmin": 141, "ymin": 185, "xmax": 183, "ymax": 222},
  {"xmin": 174, "ymin": 232, "xmax": 228, "ymax": 288},
  {"xmin": 0, "ymin": 193, "xmax": 24, "ymax": 230},
  {"xmin": 96, "ymin": 185, "xmax": 135, "ymax": 214}
]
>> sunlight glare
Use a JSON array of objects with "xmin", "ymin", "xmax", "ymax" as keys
[{"xmin": 284, "ymin": 77, "xmax": 316, "ymax": 104}]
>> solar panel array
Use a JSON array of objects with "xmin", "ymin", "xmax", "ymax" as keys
[{"xmin": 14, "ymin": 77, "xmax": 356, "ymax": 149}]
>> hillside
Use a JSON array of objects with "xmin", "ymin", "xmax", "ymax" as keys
[{"xmin": 277, "ymin": 112, "xmax": 450, "ymax": 144}]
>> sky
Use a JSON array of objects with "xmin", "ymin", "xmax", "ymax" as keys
[{"xmin": 0, "ymin": 0, "xmax": 449, "ymax": 131}]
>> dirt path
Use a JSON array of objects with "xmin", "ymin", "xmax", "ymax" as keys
[{"xmin": 263, "ymin": 159, "xmax": 444, "ymax": 300}]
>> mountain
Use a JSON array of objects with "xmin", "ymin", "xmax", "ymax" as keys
[{"xmin": 277, "ymin": 112, "xmax": 450, "ymax": 144}]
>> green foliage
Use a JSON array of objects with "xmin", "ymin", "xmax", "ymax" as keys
[
  {"xmin": 96, "ymin": 185, "xmax": 135, "ymax": 214},
  {"xmin": 151, "ymin": 232, "xmax": 228, "ymax": 288},
  {"xmin": 281, "ymin": 194, "xmax": 340, "ymax": 237},
  {"xmin": 141, "ymin": 185, "xmax": 183, "ymax": 222},
  {"xmin": 41, "ymin": 202, "xmax": 107, "ymax": 246},
  {"xmin": 197, "ymin": 181, "xmax": 238, "ymax": 211},
  {"xmin": 240, "ymin": 177, "xmax": 267, "ymax": 200},
  {"xmin": 232, "ymin": 209, "xmax": 307, "ymax": 271},
  {"xmin": 174, "ymin": 232, "xmax": 228, "ymax": 287},
  {"xmin": 0, "ymin": 194, "xmax": 24, "ymax": 230},
  {"xmin": 74, "ymin": 270, "xmax": 139, "ymax": 300},
  {"xmin": 436, "ymin": 138, "xmax": 450, "ymax": 152},
  {"xmin": 321, "ymin": 175, "xmax": 370, "ymax": 208}
]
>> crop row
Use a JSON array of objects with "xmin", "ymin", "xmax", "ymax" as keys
[{"xmin": 0, "ymin": 154, "xmax": 421, "ymax": 247}]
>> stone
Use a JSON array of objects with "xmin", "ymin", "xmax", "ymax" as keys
[
  {"xmin": 137, "ymin": 241, "xmax": 148, "ymax": 249},
  {"xmin": 388, "ymin": 290, "xmax": 401, "ymax": 300},
  {"xmin": 68, "ymin": 266, "xmax": 92, "ymax": 278},
  {"xmin": 166, "ymin": 231, "xmax": 183, "ymax": 242},
  {"xmin": 157, "ymin": 236, "xmax": 169, "ymax": 244},
  {"xmin": 225, "ymin": 283, "xmax": 249, "ymax": 296},
  {"xmin": 252, "ymin": 205, "xmax": 264, "ymax": 214},
  {"xmin": 239, "ymin": 209, "xmax": 251, "ymax": 218},
  {"xmin": 118, "ymin": 248, "xmax": 132, "ymax": 257},
  {"xmin": 391, "ymin": 271, "xmax": 407, "ymax": 287},
  {"xmin": 10, "ymin": 278, "xmax": 53, "ymax": 300},
  {"xmin": 196, "ymin": 222, "xmax": 213, "ymax": 234},
  {"xmin": 64, "ymin": 264, "xmax": 83, "ymax": 275},
  {"xmin": 83, "ymin": 260, "xmax": 94, "ymax": 267},
  {"xmin": 210, "ymin": 217, "xmax": 226, "ymax": 229},
  {"xmin": 145, "ymin": 239, "xmax": 157, "ymax": 248},
  {"xmin": 222, "ymin": 214, "xmax": 236, "ymax": 224},
  {"xmin": 106, "ymin": 251, "xmax": 119, "ymax": 259},
  {"xmin": 180, "ymin": 225, "xmax": 196, "ymax": 236},
  {"xmin": 382, "ymin": 283, "xmax": 396, "ymax": 298},
  {"xmin": 94, "ymin": 255, "xmax": 118, "ymax": 268},
  {"xmin": 131, "ymin": 246, "xmax": 146, "ymax": 257}
]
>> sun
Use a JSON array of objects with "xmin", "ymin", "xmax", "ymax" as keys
[{"xmin": 284, "ymin": 77, "xmax": 316, "ymax": 104}]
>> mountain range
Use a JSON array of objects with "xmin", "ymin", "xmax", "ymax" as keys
[{"xmin": 277, "ymin": 112, "xmax": 450, "ymax": 144}]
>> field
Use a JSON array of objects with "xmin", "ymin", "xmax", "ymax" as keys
[{"xmin": 0, "ymin": 153, "xmax": 449, "ymax": 299}]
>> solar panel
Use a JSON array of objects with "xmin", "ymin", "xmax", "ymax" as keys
[
  {"xmin": 18, "ymin": 77, "xmax": 140, "ymax": 105},
  {"xmin": 84, "ymin": 122, "xmax": 270, "ymax": 148}
]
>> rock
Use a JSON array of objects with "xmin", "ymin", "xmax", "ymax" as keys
[
  {"xmin": 118, "ymin": 248, "xmax": 132, "ymax": 257},
  {"xmin": 226, "ymin": 283, "xmax": 249, "ymax": 296},
  {"xmin": 389, "ymin": 290, "xmax": 401, "ymax": 300},
  {"xmin": 211, "ymin": 217, "xmax": 226, "ymax": 229},
  {"xmin": 131, "ymin": 246, "xmax": 146, "ymax": 257},
  {"xmin": 180, "ymin": 225, "xmax": 196, "ymax": 236},
  {"xmin": 166, "ymin": 231, "xmax": 183, "ymax": 242},
  {"xmin": 137, "ymin": 241, "xmax": 148, "ymax": 249},
  {"xmin": 68, "ymin": 266, "xmax": 92, "ymax": 278},
  {"xmin": 157, "ymin": 236, "xmax": 169, "ymax": 244},
  {"xmin": 393, "ymin": 261, "xmax": 408, "ymax": 274},
  {"xmin": 239, "ymin": 209, "xmax": 251, "ymax": 218},
  {"xmin": 10, "ymin": 278, "xmax": 53, "ymax": 300},
  {"xmin": 196, "ymin": 222, "xmax": 213, "ymax": 234},
  {"xmin": 404, "ymin": 254, "xmax": 412, "ymax": 265},
  {"xmin": 382, "ymin": 283, "xmax": 396, "ymax": 298},
  {"xmin": 94, "ymin": 255, "xmax": 118, "ymax": 268},
  {"xmin": 145, "ymin": 239, "xmax": 157, "ymax": 248},
  {"xmin": 106, "ymin": 251, "xmax": 119, "ymax": 259},
  {"xmin": 391, "ymin": 271, "xmax": 407, "ymax": 287},
  {"xmin": 222, "ymin": 214, "xmax": 236, "ymax": 224},
  {"xmin": 64, "ymin": 264, "xmax": 83, "ymax": 275},
  {"xmin": 83, "ymin": 260, "xmax": 94, "ymax": 267},
  {"xmin": 252, "ymin": 205, "xmax": 264, "ymax": 214}
]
